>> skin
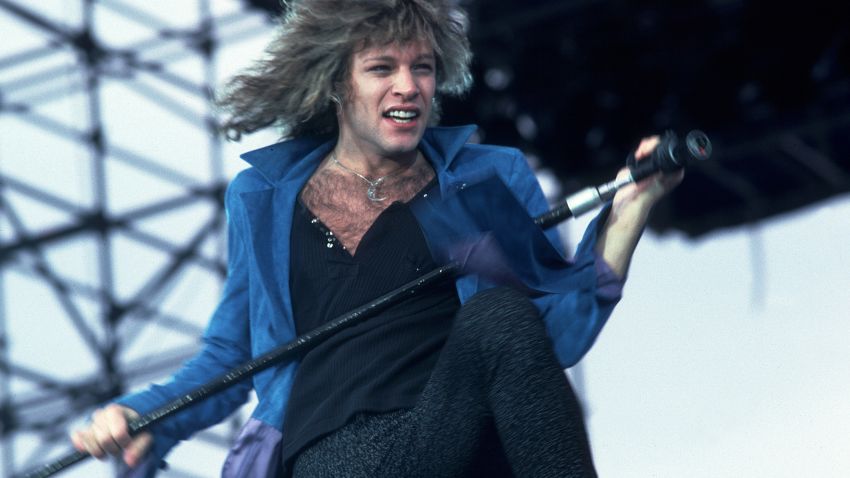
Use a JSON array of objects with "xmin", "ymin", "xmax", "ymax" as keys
[
  {"xmin": 597, "ymin": 136, "xmax": 684, "ymax": 278},
  {"xmin": 301, "ymin": 40, "xmax": 438, "ymax": 254},
  {"xmin": 70, "ymin": 403, "xmax": 151, "ymax": 468},
  {"xmin": 335, "ymin": 39, "xmax": 436, "ymax": 174},
  {"xmin": 69, "ymin": 38, "xmax": 680, "ymax": 467}
]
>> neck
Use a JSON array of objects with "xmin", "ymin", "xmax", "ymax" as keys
[
  {"xmin": 335, "ymin": 123, "xmax": 428, "ymax": 174},
  {"xmin": 333, "ymin": 150, "xmax": 419, "ymax": 180},
  {"xmin": 332, "ymin": 146, "xmax": 420, "ymax": 179}
]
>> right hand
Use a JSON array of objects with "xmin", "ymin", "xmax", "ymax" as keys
[{"xmin": 70, "ymin": 404, "xmax": 153, "ymax": 468}]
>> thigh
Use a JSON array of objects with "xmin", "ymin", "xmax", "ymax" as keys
[{"xmin": 374, "ymin": 289, "xmax": 536, "ymax": 476}]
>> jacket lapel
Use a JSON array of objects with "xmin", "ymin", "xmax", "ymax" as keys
[{"xmin": 237, "ymin": 138, "xmax": 335, "ymax": 335}]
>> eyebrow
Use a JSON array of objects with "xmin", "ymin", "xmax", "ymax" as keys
[{"xmin": 361, "ymin": 53, "xmax": 435, "ymax": 63}]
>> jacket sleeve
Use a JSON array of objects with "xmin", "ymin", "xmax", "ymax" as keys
[
  {"xmin": 503, "ymin": 149, "xmax": 622, "ymax": 368},
  {"xmin": 117, "ymin": 178, "xmax": 254, "ymax": 469}
]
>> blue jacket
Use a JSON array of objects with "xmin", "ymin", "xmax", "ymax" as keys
[{"xmin": 119, "ymin": 125, "xmax": 619, "ymax": 476}]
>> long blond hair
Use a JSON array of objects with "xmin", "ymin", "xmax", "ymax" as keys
[{"xmin": 217, "ymin": 0, "xmax": 473, "ymax": 140}]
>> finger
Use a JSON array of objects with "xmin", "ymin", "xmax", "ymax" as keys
[
  {"xmin": 70, "ymin": 430, "xmax": 87, "ymax": 453},
  {"xmin": 92, "ymin": 419, "xmax": 123, "ymax": 456},
  {"xmin": 103, "ymin": 404, "xmax": 133, "ymax": 448},
  {"xmin": 634, "ymin": 135, "xmax": 660, "ymax": 160},
  {"xmin": 75, "ymin": 426, "xmax": 107, "ymax": 459},
  {"xmin": 122, "ymin": 433, "xmax": 154, "ymax": 468},
  {"xmin": 89, "ymin": 409, "xmax": 125, "ymax": 456}
]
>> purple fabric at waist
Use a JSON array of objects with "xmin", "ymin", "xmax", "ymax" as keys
[
  {"xmin": 221, "ymin": 418, "xmax": 283, "ymax": 478},
  {"xmin": 120, "ymin": 418, "xmax": 283, "ymax": 478}
]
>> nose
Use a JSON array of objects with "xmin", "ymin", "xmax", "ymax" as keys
[{"xmin": 393, "ymin": 68, "xmax": 419, "ymax": 100}]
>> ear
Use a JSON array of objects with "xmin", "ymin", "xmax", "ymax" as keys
[{"xmin": 330, "ymin": 93, "xmax": 342, "ymax": 110}]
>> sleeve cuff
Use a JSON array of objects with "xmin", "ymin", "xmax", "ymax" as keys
[{"xmin": 594, "ymin": 251, "xmax": 625, "ymax": 302}]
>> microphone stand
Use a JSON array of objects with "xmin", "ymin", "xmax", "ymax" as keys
[{"xmin": 18, "ymin": 130, "xmax": 710, "ymax": 478}]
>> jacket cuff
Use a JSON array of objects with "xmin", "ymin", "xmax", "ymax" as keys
[
  {"xmin": 593, "ymin": 251, "xmax": 625, "ymax": 302},
  {"xmin": 574, "ymin": 202, "xmax": 624, "ymax": 301}
]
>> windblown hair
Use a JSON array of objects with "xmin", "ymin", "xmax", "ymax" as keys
[{"xmin": 217, "ymin": 0, "xmax": 473, "ymax": 140}]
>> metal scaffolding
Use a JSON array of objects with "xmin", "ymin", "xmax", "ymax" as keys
[{"xmin": 0, "ymin": 1, "xmax": 274, "ymax": 476}]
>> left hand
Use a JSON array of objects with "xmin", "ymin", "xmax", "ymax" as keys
[{"xmin": 612, "ymin": 135, "xmax": 684, "ymax": 217}]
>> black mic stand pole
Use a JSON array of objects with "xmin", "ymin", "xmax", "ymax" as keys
[{"xmin": 17, "ymin": 130, "xmax": 710, "ymax": 478}]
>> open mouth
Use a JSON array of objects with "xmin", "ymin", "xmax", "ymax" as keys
[{"xmin": 383, "ymin": 109, "xmax": 420, "ymax": 124}]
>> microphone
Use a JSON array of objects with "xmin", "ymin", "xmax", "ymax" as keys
[
  {"xmin": 627, "ymin": 129, "xmax": 712, "ymax": 182},
  {"xmin": 535, "ymin": 129, "xmax": 712, "ymax": 228}
]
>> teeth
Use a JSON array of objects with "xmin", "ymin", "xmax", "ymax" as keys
[{"xmin": 386, "ymin": 110, "xmax": 417, "ymax": 119}]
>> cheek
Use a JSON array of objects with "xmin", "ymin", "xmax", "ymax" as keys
[
  {"xmin": 422, "ymin": 79, "xmax": 437, "ymax": 101},
  {"xmin": 346, "ymin": 95, "xmax": 373, "ymax": 119},
  {"xmin": 357, "ymin": 86, "xmax": 387, "ymax": 109}
]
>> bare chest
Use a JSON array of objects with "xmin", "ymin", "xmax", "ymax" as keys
[{"xmin": 300, "ymin": 163, "xmax": 435, "ymax": 254}]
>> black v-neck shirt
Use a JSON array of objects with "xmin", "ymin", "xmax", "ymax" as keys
[{"xmin": 281, "ymin": 182, "xmax": 460, "ymax": 465}]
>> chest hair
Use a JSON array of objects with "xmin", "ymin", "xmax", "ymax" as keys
[{"xmin": 300, "ymin": 159, "xmax": 435, "ymax": 254}]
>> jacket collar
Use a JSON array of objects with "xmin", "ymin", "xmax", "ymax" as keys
[{"xmin": 238, "ymin": 124, "xmax": 478, "ymax": 185}]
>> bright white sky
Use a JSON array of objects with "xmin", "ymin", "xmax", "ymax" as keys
[
  {"xmin": 565, "ymin": 195, "xmax": 850, "ymax": 477},
  {"xmin": 1, "ymin": 1, "xmax": 849, "ymax": 477}
]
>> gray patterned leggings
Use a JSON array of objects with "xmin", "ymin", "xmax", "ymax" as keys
[{"xmin": 292, "ymin": 287, "xmax": 597, "ymax": 477}]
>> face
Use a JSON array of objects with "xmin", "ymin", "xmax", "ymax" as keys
[{"xmin": 336, "ymin": 40, "xmax": 436, "ymax": 160}]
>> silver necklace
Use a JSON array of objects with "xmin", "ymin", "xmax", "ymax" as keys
[{"xmin": 331, "ymin": 152, "xmax": 412, "ymax": 202}]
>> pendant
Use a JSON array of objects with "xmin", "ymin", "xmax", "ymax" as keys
[{"xmin": 367, "ymin": 177, "xmax": 387, "ymax": 202}]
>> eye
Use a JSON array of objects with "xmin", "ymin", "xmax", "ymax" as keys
[
  {"xmin": 414, "ymin": 63, "xmax": 434, "ymax": 73},
  {"xmin": 368, "ymin": 64, "xmax": 391, "ymax": 73}
]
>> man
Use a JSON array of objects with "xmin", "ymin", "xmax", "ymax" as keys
[{"xmin": 72, "ymin": 1, "xmax": 681, "ymax": 476}]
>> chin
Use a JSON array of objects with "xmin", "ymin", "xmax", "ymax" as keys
[
  {"xmin": 383, "ymin": 137, "xmax": 423, "ymax": 155},
  {"xmin": 383, "ymin": 145, "xmax": 418, "ymax": 158}
]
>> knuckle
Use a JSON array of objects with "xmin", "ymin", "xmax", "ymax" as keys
[
  {"xmin": 115, "ymin": 431, "xmax": 132, "ymax": 447},
  {"xmin": 92, "ymin": 428, "xmax": 116, "ymax": 452},
  {"xmin": 87, "ymin": 441, "xmax": 105, "ymax": 458}
]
